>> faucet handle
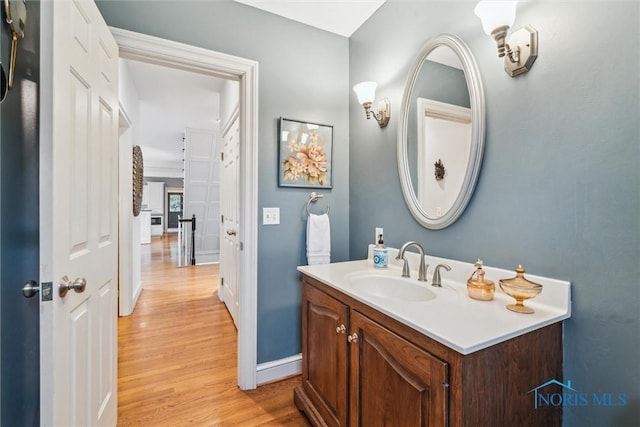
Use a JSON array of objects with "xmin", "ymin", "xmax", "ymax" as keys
[{"xmin": 432, "ymin": 264, "xmax": 451, "ymax": 287}]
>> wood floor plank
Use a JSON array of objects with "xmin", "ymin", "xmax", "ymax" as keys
[{"xmin": 118, "ymin": 235, "xmax": 308, "ymax": 426}]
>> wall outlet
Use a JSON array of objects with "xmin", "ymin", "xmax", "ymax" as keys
[
  {"xmin": 263, "ymin": 207, "xmax": 280, "ymax": 225},
  {"xmin": 375, "ymin": 227, "xmax": 383, "ymax": 243}
]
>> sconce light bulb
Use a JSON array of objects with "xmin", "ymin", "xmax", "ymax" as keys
[
  {"xmin": 474, "ymin": 1, "xmax": 517, "ymax": 35},
  {"xmin": 353, "ymin": 81, "xmax": 377, "ymax": 105}
]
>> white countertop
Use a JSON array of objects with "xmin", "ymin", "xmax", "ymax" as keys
[{"xmin": 297, "ymin": 246, "xmax": 571, "ymax": 355}]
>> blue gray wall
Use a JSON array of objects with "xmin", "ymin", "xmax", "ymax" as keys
[
  {"xmin": 96, "ymin": 1, "xmax": 350, "ymax": 363},
  {"xmin": 349, "ymin": 1, "xmax": 639, "ymax": 426},
  {"xmin": 0, "ymin": 1, "xmax": 40, "ymax": 424},
  {"xmin": 407, "ymin": 61, "xmax": 469, "ymax": 191}
]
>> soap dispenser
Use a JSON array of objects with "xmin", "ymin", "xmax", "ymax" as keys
[
  {"xmin": 466, "ymin": 259, "xmax": 495, "ymax": 301},
  {"xmin": 373, "ymin": 234, "xmax": 388, "ymax": 268}
]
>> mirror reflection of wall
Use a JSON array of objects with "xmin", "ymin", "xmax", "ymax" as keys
[
  {"xmin": 417, "ymin": 98, "xmax": 471, "ymax": 218},
  {"xmin": 408, "ymin": 48, "xmax": 470, "ymax": 204}
]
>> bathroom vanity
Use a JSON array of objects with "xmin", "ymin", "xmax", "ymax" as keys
[{"xmin": 294, "ymin": 248, "xmax": 571, "ymax": 427}]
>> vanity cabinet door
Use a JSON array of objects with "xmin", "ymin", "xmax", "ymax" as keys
[
  {"xmin": 301, "ymin": 283, "xmax": 349, "ymax": 427},
  {"xmin": 349, "ymin": 311, "xmax": 449, "ymax": 427}
]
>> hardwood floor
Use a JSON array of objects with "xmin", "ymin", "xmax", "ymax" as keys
[{"xmin": 118, "ymin": 235, "xmax": 309, "ymax": 426}]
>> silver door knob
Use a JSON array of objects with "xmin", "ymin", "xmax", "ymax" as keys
[
  {"xmin": 347, "ymin": 333, "xmax": 359, "ymax": 343},
  {"xmin": 226, "ymin": 229, "xmax": 237, "ymax": 236},
  {"xmin": 22, "ymin": 280, "xmax": 39, "ymax": 298},
  {"xmin": 336, "ymin": 324, "xmax": 346, "ymax": 334},
  {"xmin": 59, "ymin": 276, "xmax": 87, "ymax": 297}
]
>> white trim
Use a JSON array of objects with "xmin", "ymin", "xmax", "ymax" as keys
[
  {"xmin": 110, "ymin": 27, "xmax": 259, "ymax": 390},
  {"xmin": 222, "ymin": 105, "xmax": 241, "ymax": 135},
  {"xmin": 118, "ymin": 105, "xmax": 135, "ymax": 316},
  {"xmin": 256, "ymin": 354, "xmax": 302, "ymax": 386},
  {"xmin": 39, "ymin": 1, "xmax": 54, "ymax": 422},
  {"xmin": 132, "ymin": 284, "xmax": 143, "ymax": 308}
]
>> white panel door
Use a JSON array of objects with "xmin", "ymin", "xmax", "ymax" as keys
[
  {"xmin": 183, "ymin": 128, "xmax": 220, "ymax": 263},
  {"xmin": 42, "ymin": 1, "xmax": 119, "ymax": 425},
  {"xmin": 220, "ymin": 114, "xmax": 240, "ymax": 325}
]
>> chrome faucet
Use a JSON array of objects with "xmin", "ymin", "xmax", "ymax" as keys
[
  {"xmin": 432, "ymin": 264, "xmax": 451, "ymax": 287},
  {"xmin": 395, "ymin": 241, "xmax": 428, "ymax": 282}
]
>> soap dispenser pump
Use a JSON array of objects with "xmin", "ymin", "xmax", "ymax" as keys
[
  {"xmin": 467, "ymin": 259, "xmax": 495, "ymax": 301},
  {"xmin": 373, "ymin": 234, "xmax": 388, "ymax": 268}
]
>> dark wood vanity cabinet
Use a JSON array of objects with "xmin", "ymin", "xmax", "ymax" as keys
[
  {"xmin": 297, "ymin": 283, "xmax": 349, "ymax": 427},
  {"xmin": 294, "ymin": 275, "xmax": 563, "ymax": 427},
  {"xmin": 349, "ymin": 311, "xmax": 448, "ymax": 427}
]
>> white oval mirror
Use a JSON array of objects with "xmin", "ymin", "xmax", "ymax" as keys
[{"xmin": 398, "ymin": 34, "xmax": 485, "ymax": 229}]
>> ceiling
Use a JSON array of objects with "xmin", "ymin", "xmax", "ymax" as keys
[
  {"xmin": 123, "ymin": 59, "xmax": 226, "ymax": 175},
  {"xmin": 127, "ymin": 1, "xmax": 386, "ymax": 177},
  {"xmin": 234, "ymin": 0, "xmax": 386, "ymax": 37}
]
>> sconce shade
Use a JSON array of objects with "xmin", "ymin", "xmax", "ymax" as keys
[
  {"xmin": 353, "ymin": 81, "xmax": 377, "ymax": 105},
  {"xmin": 474, "ymin": 1, "xmax": 517, "ymax": 35}
]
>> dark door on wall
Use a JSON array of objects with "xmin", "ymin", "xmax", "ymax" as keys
[
  {"xmin": 0, "ymin": 1, "xmax": 41, "ymax": 425},
  {"xmin": 167, "ymin": 192, "xmax": 183, "ymax": 229}
]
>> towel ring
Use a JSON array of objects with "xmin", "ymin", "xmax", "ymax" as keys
[{"xmin": 306, "ymin": 192, "xmax": 329, "ymax": 216}]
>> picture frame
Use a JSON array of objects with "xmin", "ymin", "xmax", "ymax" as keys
[{"xmin": 278, "ymin": 117, "xmax": 333, "ymax": 189}]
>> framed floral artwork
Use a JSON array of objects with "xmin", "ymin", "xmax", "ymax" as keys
[{"xmin": 278, "ymin": 117, "xmax": 333, "ymax": 188}]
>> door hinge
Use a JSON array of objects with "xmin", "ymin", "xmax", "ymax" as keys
[
  {"xmin": 41, "ymin": 282, "xmax": 53, "ymax": 301},
  {"xmin": 221, "ymin": 152, "xmax": 224, "ymax": 161},
  {"xmin": 221, "ymin": 214, "xmax": 224, "ymax": 223},
  {"xmin": 220, "ymin": 277, "xmax": 224, "ymax": 287},
  {"xmin": 240, "ymin": 242, "xmax": 244, "ymax": 251}
]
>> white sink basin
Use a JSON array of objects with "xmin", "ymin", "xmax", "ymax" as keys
[{"xmin": 347, "ymin": 273, "xmax": 436, "ymax": 302}]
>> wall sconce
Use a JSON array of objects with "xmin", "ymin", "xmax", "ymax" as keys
[
  {"xmin": 353, "ymin": 81, "xmax": 390, "ymax": 128},
  {"xmin": 474, "ymin": 1, "xmax": 537, "ymax": 77}
]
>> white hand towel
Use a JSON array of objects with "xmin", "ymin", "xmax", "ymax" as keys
[{"xmin": 306, "ymin": 213, "xmax": 331, "ymax": 265}]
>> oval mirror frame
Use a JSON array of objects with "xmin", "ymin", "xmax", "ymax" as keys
[{"xmin": 398, "ymin": 34, "xmax": 485, "ymax": 230}]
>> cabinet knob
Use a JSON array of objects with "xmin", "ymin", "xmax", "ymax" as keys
[
  {"xmin": 336, "ymin": 324, "xmax": 346, "ymax": 334},
  {"xmin": 347, "ymin": 333, "xmax": 359, "ymax": 343}
]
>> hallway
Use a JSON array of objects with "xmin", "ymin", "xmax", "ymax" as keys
[{"xmin": 117, "ymin": 236, "xmax": 308, "ymax": 426}]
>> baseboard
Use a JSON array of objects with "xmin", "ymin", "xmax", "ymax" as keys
[
  {"xmin": 132, "ymin": 283, "xmax": 143, "ymax": 311},
  {"xmin": 119, "ymin": 283, "xmax": 144, "ymax": 317},
  {"xmin": 195, "ymin": 252, "xmax": 220, "ymax": 264},
  {"xmin": 256, "ymin": 353, "xmax": 302, "ymax": 386}
]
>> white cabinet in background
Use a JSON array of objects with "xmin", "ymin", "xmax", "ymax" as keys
[
  {"xmin": 150, "ymin": 215, "xmax": 163, "ymax": 237},
  {"xmin": 141, "ymin": 184, "xmax": 150, "ymax": 210},
  {"xmin": 147, "ymin": 181, "xmax": 165, "ymax": 214},
  {"xmin": 140, "ymin": 211, "xmax": 151, "ymax": 244}
]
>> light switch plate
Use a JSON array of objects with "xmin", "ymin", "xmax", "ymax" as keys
[{"xmin": 263, "ymin": 207, "xmax": 280, "ymax": 225}]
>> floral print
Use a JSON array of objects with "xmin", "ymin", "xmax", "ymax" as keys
[{"xmin": 282, "ymin": 128, "xmax": 329, "ymax": 186}]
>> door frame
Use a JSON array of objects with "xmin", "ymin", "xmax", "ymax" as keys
[
  {"xmin": 118, "ymin": 106, "xmax": 138, "ymax": 317},
  {"xmin": 111, "ymin": 27, "xmax": 259, "ymax": 390},
  {"xmin": 166, "ymin": 190, "xmax": 184, "ymax": 231}
]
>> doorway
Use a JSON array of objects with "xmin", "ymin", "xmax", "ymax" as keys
[
  {"xmin": 113, "ymin": 27, "xmax": 259, "ymax": 390},
  {"xmin": 167, "ymin": 192, "xmax": 183, "ymax": 231}
]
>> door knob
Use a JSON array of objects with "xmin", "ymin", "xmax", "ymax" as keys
[
  {"xmin": 336, "ymin": 324, "xmax": 346, "ymax": 334},
  {"xmin": 22, "ymin": 280, "xmax": 39, "ymax": 298},
  {"xmin": 347, "ymin": 333, "xmax": 359, "ymax": 343},
  {"xmin": 59, "ymin": 276, "xmax": 87, "ymax": 297},
  {"xmin": 226, "ymin": 229, "xmax": 237, "ymax": 236}
]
